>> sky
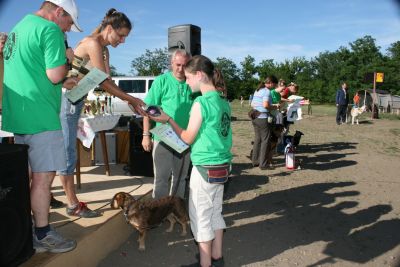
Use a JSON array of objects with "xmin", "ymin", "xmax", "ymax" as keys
[{"xmin": 1, "ymin": 0, "xmax": 400, "ymax": 75}]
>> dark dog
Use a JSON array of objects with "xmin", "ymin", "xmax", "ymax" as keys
[
  {"xmin": 265, "ymin": 125, "xmax": 285, "ymax": 167},
  {"xmin": 111, "ymin": 192, "xmax": 189, "ymax": 251},
  {"xmin": 292, "ymin": 130, "xmax": 304, "ymax": 147}
]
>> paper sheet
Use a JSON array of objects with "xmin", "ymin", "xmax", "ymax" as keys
[
  {"xmin": 150, "ymin": 124, "xmax": 189, "ymax": 153},
  {"xmin": 65, "ymin": 68, "xmax": 108, "ymax": 103}
]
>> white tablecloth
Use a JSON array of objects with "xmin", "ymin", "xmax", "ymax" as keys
[
  {"xmin": 77, "ymin": 114, "xmax": 121, "ymax": 148},
  {"xmin": 0, "ymin": 115, "xmax": 14, "ymax": 138}
]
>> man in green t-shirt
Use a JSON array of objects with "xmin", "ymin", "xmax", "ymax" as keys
[
  {"xmin": 2, "ymin": 0, "xmax": 82, "ymax": 253},
  {"xmin": 142, "ymin": 49, "xmax": 193, "ymax": 199}
]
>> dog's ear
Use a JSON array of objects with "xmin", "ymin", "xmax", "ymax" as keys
[{"xmin": 110, "ymin": 193, "xmax": 120, "ymax": 209}]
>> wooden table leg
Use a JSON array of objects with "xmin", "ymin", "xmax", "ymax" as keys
[
  {"xmin": 76, "ymin": 139, "xmax": 81, "ymax": 189},
  {"xmin": 99, "ymin": 131, "xmax": 110, "ymax": 176}
]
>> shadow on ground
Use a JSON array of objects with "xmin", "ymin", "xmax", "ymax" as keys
[{"xmin": 222, "ymin": 180, "xmax": 400, "ymax": 266}]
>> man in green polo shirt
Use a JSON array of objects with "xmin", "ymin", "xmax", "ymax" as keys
[
  {"xmin": 142, "ymin": 49, "xmax": 193, "ymax": 199},
  {"xmin": 2, "ymin": 0, "xmax": 82, "ymax": 253}
]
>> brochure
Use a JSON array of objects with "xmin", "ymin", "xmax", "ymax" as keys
[
  {"xmin": 150, "ymin": 124, "xmax": 189, "ymax": 153},
  {"xmin": 65, "ymin": 67, "xmax": 108, "ymax": 103}
]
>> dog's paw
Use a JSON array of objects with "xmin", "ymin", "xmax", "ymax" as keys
[{"xmin": 138, "ymin": 245, "xmax": 145, "ymax": 252}]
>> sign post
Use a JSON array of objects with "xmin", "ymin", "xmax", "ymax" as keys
[{"xmin": 372, "ymin": 72, "xmax": 384, "ymax": 119}]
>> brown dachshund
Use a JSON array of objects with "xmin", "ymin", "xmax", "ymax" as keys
[{"xmin": 110, "ymin": 192, "xmax": 189, "ymax": 251}]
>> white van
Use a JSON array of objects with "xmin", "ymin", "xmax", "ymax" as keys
[{"xmin": 87, "ymin": 76, "xmax": 155, "ymax": 116}]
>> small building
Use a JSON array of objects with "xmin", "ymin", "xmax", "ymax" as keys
[{"xmin": 356, "ymin": 89, "xmax": 400, "ymax": 114}]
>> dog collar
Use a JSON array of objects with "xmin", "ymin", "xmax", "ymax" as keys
[{"xmin": 123, "ymin": 210, "xmax": 130, "ymax": 224}]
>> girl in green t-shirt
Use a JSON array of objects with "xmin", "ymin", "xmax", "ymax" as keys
[{"xmin": 149, "ymin": 55, "xmax": 231, "ymax": 267}]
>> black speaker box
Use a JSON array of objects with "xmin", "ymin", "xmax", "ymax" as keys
[
  {"xmin": 0, "ymin": 144, "xmax": 34, "ymax": 267},
  {"xmin": 129, "ymin": 118, "xmax": 154, "ymax": 177},
  {"xmin": 168, "ymin": 24, "xmax": 201, "ymax": 56}
]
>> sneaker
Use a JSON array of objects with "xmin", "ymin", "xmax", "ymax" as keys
[
  {"xmin": 66, "ymin": 202, "xmax": 101, "ymax": 218},
  {"xmin": 33, "ymin": 228, "xmax": 76, "ymax": 253},
  {"xmin": 50, "ymin": 193, "xmax": 64, "ymax": 209},
  {"xmin": 212, "ymin": 257, "xmax": 225, "ymax": 267}
]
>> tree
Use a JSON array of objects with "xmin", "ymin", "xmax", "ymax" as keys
[
  {"xmin": 385, "ymin": 42, "xmax": 400, "ymax": 95},
  {"xmin": 130, "ymin": 47, "xmax": 169, "ymax": 76},
  {"xmin": 214, "ymin": 57, "xmax": 240, "ymax": 100},
  {"xmin": 109, "ymin": 65, "xmax": 125, "ymax": 76},
  {"xmin": 239, "ymin": 55, "xmax": 259, "ymax": 98}
]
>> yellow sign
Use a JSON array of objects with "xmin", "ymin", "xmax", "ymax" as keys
[{"xmin": 376, "ymin": 72, "xmax": 384, "ymax": 83}]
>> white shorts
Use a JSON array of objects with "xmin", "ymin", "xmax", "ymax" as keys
[{"xmin": 189, "ymin": 165, "xmax": 226, "ymax": 242}]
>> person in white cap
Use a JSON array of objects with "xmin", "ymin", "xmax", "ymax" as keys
[{"xmin": 1, "ymin": 0, "xmax": 82, "ymax": 253}]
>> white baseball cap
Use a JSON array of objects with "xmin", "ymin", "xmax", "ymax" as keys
[{"xmin": 47, "ymin": 0, "xmax": 82, "ymax": 32}]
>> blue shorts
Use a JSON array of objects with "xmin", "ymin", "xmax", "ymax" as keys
[
  {"xmin": 14, "ymin": 130, "xmax": 66, "ymax": 172},
  {"xmin": 58, "ymin": 92, "xmax": 85, "ymax": 175}
]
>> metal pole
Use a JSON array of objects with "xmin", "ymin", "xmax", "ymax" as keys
[{"xmin": 372, "ymin": 72, "xmax": 376, "ymax": 119}]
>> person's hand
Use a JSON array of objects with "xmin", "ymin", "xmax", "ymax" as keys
[
  {"xmin": 128, "ymin": 98, "xmax": 147, "ymax": 116},
  {"xmin": 148, "ymin": 109, "xmax": 171, "ymax": 124},
  {"xmin": 63, "ymin": 77, "xmax": 80, "ymax": 89},
  {"xmin": 141, "ymin": 135, "xmax": 153, "ymax": 152}
]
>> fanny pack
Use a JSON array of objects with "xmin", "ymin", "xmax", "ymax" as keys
[{"xmin": 197, "ymin": 164, "xmax": 231, "ymax": 184}]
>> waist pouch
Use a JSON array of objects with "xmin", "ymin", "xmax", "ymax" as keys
[{"xmin": 197, "ymin": 164, "xmax": 231, "ymax": 184}]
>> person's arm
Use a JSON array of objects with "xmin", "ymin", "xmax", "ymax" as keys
[
  {"xmin": 82, "ymin": 39, "xmax": 146, "ymax": 116},
  {"xmin": 262, "ymin": 90, "xmax": 279, "ymax": 110},
  {"xmin": 46, "ymin": 64, "xmax": 68, "ymax": 84},
  {"xmin": 141, "ymin": 116, "xmax": 153, "ymax": 152},
  {"xmin": 336, "ymin": 90, "xmax": 340, "ymax": 106},
  {"xmin": 149, "ymin": 102, "xmax": 202, "ymax": 145}
]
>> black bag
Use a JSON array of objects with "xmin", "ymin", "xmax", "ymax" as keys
[
  {"xmin": 248, "ymin": 109, "xmax": 261, "ymax": 120},
  {"xmin": 197, "ymin": 164, "xmax": 230, "ymax": 184}
]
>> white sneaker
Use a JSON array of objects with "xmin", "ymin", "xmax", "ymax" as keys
[{"xmin": 33, "ymin": 227, "xmax": 76, "ymax": 253}]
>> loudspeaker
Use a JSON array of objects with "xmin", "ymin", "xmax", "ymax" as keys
[
  {"xmin": 0, "ymin": 144, "xmax": 34, "ymax": 267},
  {"xmin": 128, "ymin": 118, "xmax": 154, "ymax": 177},
  {"xmin": 168, "ymin": 24, "xmax": 201, "ymax": 56}
]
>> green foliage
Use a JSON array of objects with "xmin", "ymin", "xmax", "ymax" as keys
[
  {"xmin": 125, "ymin": 35, "xmax": 400, "ymax": 102},
  {"xmin": 130, "ymin": 47, "xmax": 169, "ymax": 76},
  {"xmin": 214, "ymin": 57, "xmax": 240, "ymax": 100},
  {"xmin": 109, "ymin": 65, "xmax": 125, "ymax": 76}
]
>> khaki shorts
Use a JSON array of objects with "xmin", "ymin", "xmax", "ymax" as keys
[
  {"xmin": 14, "ymin": 130, "xmax": 66, "ymax": 172},
  {"xmin": 189, "ymin": 165, "xmax": 226, "ymax": 242}
]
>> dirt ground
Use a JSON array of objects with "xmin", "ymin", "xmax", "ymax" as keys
[{"xmin": 98, "ymin": 104, "xmax": 400, "ymax": 267}]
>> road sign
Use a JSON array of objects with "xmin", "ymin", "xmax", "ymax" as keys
[{"xmin": 376, "ymin": 72, "xmax": 384, "ymax": 83}]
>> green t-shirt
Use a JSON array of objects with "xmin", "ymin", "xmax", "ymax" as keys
[
  {"xmin": 191, "ymin": 91, "xmax": 232, "ymax": 166},
  {"xmin": 270, "ymin": 88, "xmax": 281, "ymax": 104},
  {"xmin": 144, "ymin": 72, "xmax": 195, "ymax": 141},
  {"xmin": 2, "ymin": 14, "xmax": 66, "ymax": 134}
]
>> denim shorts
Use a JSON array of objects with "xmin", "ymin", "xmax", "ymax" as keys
[
  {"xmin": 14, "ymin": 130, "xmax": 66, "ymax": 172},
  {"xmin": 58, "ymin": 92, "xmax": 85, "ymax": 175}
]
